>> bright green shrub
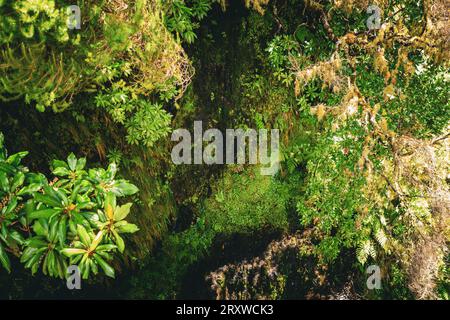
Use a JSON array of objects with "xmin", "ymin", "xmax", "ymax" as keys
[
  {"xmin": 203, "ymin": 167, "xmax": 289, "ymax": 233},
  {"xmin": 0, "ymin": 132, "xmax": 139, "ymax": 279}
]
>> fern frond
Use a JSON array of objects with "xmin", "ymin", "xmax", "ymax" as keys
[
  {"xmin": 357, "ymin": 240, "xmax": 377, "ymax": 264},
  {"xmin": 375, "ymin": 228, "xmax": 388, "ymax": 250}
]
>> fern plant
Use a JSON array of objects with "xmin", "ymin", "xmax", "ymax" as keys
[{"xmin": 163, "ymin": 0, "xmax": 214, "ymax": 44}]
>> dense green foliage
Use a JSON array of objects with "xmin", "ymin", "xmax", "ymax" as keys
[
  {"xmin": 0, "ymin": 133, "xmax": 139, "ymax": 279},
  {"xmin": 0, "ymin": 0, "xmax": 448, "ymax": 300},
  {"xmin": 0, "ymin": 0, "xmax": 187, "ymax": 147}
]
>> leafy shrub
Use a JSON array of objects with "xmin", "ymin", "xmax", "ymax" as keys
[
  {"xmin": 0, "ymin": 133, "xmax": 139, "ymax": 279},
  {"xmin": 163, "ymin": 0, "xmax": 214, "ymax": 44},
  {"xmin": 203, "ymin": 167, "xmax": 290, "ymax": 233}
]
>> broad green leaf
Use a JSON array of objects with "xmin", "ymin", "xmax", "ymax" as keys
[
  {"xmin": 52, "ymin": 167, "xmax": 70, "ymax": 177},
  {"xmin": 8, "ymin": 230, "xmax": 24, "ymax": 245},
  {"xmin": 60, "ymin": 248, "xmax": 86, "ymax": 257},
  {"xmin": 71, "ymin": 254, "xmax": 83, "ymax": 265},
  {"xmin": 58, "ymin": 216, "xmax": 67, "ymax": 246},
  {"xmin": 67, "ymin": 153, "xmax": 77, "ymax": 171},
  {"xmin": 0, "ymin": 224, "xmax": 6, "ymax": 241},
  {"xmin": 11, "ymin": 172, "xmax": 25, "ymax": 191},
  {"xmin": 5, "ymin": 196, "xmax": 18, "ymax": 214},
  {"xmin": 31, "ymin": 258, "xmax": 40, "ymax": 275},
  {"xmin": 113, "ymin": 220, "xmax": 128, "ymax": 227},
  {"xmin": 77, "ymin": 201, "xmax": 93, "ymax": 210},
  {"xmin": 24, "ymin": 247, "xmax": 45, "ymax": 269},
  {"xmin": 72, "ymin": 214, "xmax": 90, "ymax": 230},
  {"xmin": 76, "ymin": 157, "xmax": 87, "ymax": 171},
  {"xmin": 89, "ymin": 230, "xmax": 104, "ymax": 251},
  {"xmin": 111, "ymin": 181, "xmax": 139, "ymax": 196},
  {"xmin": 117, "ymin": 223, "xmax": 139, "ymax": 234},
  {"xmin": 96, "ymin": 244, "xmax": 117, "ymax": 252},
  {"xmin": 47, "ymin": 250, "xmax": 55, "ymax": 275},
  {"xmin": 68, "ymin": 219, "xmax": 77, "ymax": 235},
  {"xmin": 17, "ymin": 183, "xmax": 43, "ymax": 195},
  {"xmin": 28, "ymin": 208, "xmax": 60, "ymax": 220},
  {"xmin": 76, "ymin": 224, "xmax": 91, "ymax": 247},
  {"xmin": 6, "ymin": 151, "xmax": 28, "ymax": 166},
  {"xmin": 90, "ymin": 258, "xmax": 98, "ymax": 275},
  {"xmin": 34, "ymin": 192, "xmax": 62, "ymax": 207},
  {"xmin": 32, "ymin": 221, "xmax": 48, "ymax": 237},
  {"xmin": 96, "ymin": 250, "xmax": 112, "ymax": 260},
  {"xmin": 104, "ymin": 193, "xmax": 116, "ymax": 220},
  {"xmin": 42, "ymin": 254, "xmax": 49, "ymax": 275},
  {"xmin": 70, "ymin": 182, "xmax": 83, "ymax": 202},
  {"xmin": 0, "ymin": 162, "xmax": 16, "ymax": 175},
  {"xmin": 82, "ymin": 259, "xmax": 91, "ymax": 279},
  {"xmin": 53, "ymin": 188, "xmax": 69, "ymax": 207},
  {"xmin": 42, "ymin": 184, "xmax": 63, "ymax": 203},
  {"xmin": 0, "ymin": 244, "xmax": 11, "ymax": 273},
  {"xmin": 21, "ymin": 246, "xmax": 38, "ymax": 262},
  {"xmin": 114, "ymin": 202, "xmax": 132, "ymax": 221},
  {"xmin": 113, "ymin": 231, "xmax": 125, "ymax": 253},
  {"xmin": 93, "ymin": 253, "xmax": 115, "ymax": 278},
  {"xmin": 27, "ymin": 173, "xmax": 47, "ymax": 185},
  {"xmin": 56, "ymin": 254, "xmax": 66, "ymax": 279},
  {"xmin": 0, "ymin": 172, "xmax": 9, "ymax": 192},
  {"xmin": 24, "ymin": 237, "xmax": 47, "ymax": 249},
  {"xmin": 52, "ymin": 160, "xmax": 68, "ymax": 170}
]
